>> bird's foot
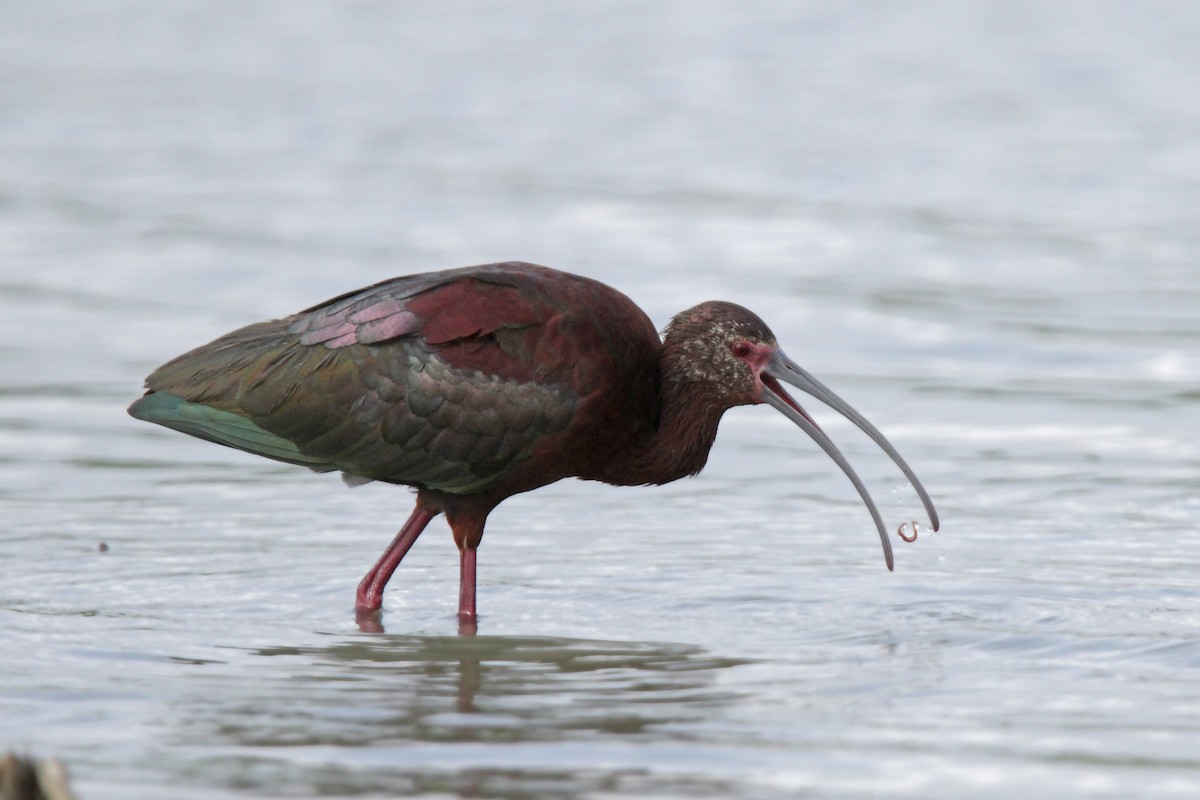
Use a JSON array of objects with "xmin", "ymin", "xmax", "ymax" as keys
[
  {"xmin": 355, "ymin": 581, "xmax": 382, "ymax": 612},
  {"xmin": 355, "ymin": 605, "xmax": 385, "ymax": 634}
]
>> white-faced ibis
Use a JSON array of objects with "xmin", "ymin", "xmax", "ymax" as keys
[{"xmin": 129, "ymin": 262, "xmax": 938, "ymax": 628}]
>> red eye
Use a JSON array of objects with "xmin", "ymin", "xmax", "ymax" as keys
[{"xmin": 731, "ymin": 340, "xmax": 752, "ymax": 357}]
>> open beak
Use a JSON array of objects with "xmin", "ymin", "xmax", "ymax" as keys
[{"xmin": 759, "ymin": 348, "xmax": 940, "ymax": 571}]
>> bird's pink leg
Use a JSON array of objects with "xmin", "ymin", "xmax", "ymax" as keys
[
  {"xmin": 355, "ymin": 506, "xmax": 437, "ymax": 613},
  {"xmin": 458, "ymin": 547, "xmax": 478, "ymax": 636}
]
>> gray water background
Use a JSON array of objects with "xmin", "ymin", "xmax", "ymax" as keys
[{"xmin": 2, "ymin": 2, "xmax": 1198, "ymax": 797}]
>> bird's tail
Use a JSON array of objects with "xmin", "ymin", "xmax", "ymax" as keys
[{"xmin": 128, "ymin": 391, "xmax": 335, "ymax": 471}]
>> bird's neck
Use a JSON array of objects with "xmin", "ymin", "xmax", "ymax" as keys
[{"xmin": 601, "ymin": 369, "xmax": 728, "ymax": 487}]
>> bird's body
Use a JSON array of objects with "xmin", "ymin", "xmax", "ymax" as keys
[{"xmin": 130, "ymin": 262, "xmax": 938, "ymax": 630}]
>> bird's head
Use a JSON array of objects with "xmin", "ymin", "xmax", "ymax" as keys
[
  {"xmin": 665, "ymin": 301, "xmax": 940, "ymax": 571},
  {"xmin": 662, "ymin": 301, "xmax": 778, "ymax": 404}
]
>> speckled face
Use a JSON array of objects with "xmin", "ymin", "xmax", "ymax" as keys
[{"xmin": 662, "ymin": 301, "xmax": 778, "ymax": 404}]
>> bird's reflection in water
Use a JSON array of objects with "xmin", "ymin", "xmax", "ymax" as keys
[
  {"xmin": 171, "ymin": 633, "xmax": 749, "ymax": 796},
  {"xmin": 250, "ymin": 633, "xmax": 747, "ymax": 732}
]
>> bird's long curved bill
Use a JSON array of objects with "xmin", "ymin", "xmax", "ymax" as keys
[{"xmin": 761, "ymin": 349, "xmax": 940, "ymax": 571}]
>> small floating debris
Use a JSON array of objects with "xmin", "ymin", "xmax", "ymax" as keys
[
  {"xmin": 97, "ymin": 542, "xmax": 109, "ymax": 553},
  {"xmin": 0, "ymin": 752, "xmax": 77, "ymax": 800}
]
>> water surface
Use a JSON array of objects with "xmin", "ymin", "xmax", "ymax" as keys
[{"xmin": 2, "ymin": 2, "xmax": 1198, "ymax": 798}]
